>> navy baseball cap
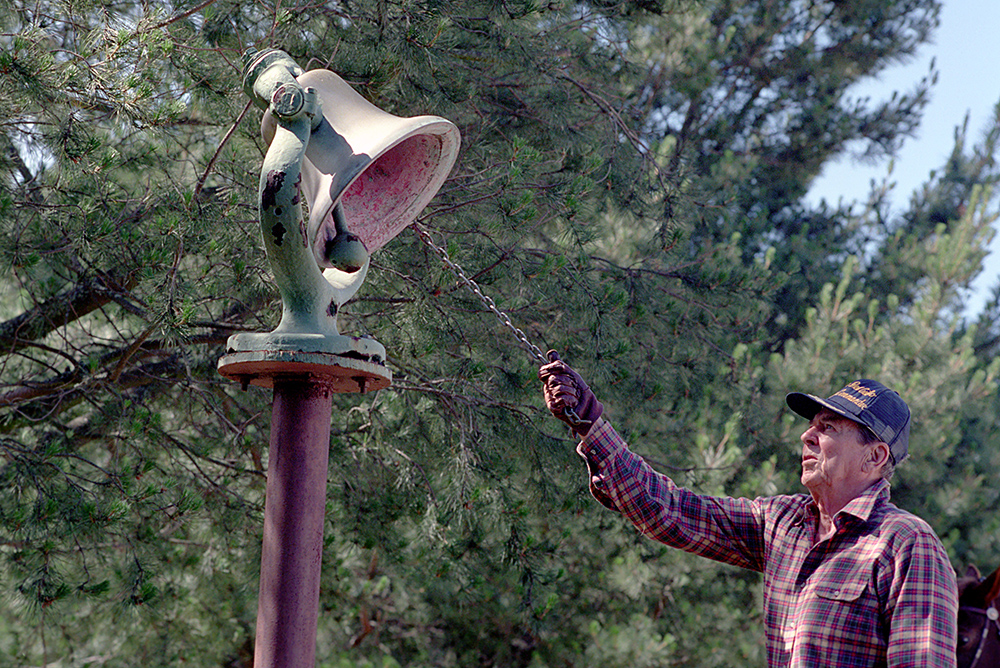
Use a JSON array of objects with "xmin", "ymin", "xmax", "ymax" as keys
[{"xmin": 786, "ymin": 379, "xmax": 911, "ymax": 464}]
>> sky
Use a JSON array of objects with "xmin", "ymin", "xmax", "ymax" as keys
[{"xmin": 806, "ymin": 0, "xmax": 1000, "ymax": 317}]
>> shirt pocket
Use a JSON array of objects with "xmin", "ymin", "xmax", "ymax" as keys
[
  {"xmin": 815, "ymin": 576, "xmax": 868, "ymax": 602},
  {"xmin": 806, "ymin": 567, "xmax": 882, "ymax": 649}
]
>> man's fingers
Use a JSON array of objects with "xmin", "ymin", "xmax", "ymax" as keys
[
  {"xmin": 547, "ymin": 393, "xmax": 579, "ymax": 410},
  {"xmin": 544, "ymin": 380, "xmax": 579, "ymax": 411},
  {"xmin": 544, "ymin": 372, "xmax": 577, "ymax": 387},
  {"xmin": 544, "ymin": 382, "xmax": 577, "ymax": 398},
  {"xmin": 538, "ymin": 360, "xmax": 570, "ymax": 381}
]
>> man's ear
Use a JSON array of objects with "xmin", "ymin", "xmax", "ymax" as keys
[{"xmin": 864, "ymin": 442, "xmax": 891, "ymax": 473}]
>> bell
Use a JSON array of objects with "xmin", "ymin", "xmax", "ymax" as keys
[
  {"xmin": 218, "ymin": 49, "xmax": 461, "ymax": 393},
  {"xmin": 260, "ymin": 68, "xmax": 461, "ymax": 273}
]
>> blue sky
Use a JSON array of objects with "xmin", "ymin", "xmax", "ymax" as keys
[{"xmin": 806, "ymin": 0, "xmax": 1000, "ymax": 316}]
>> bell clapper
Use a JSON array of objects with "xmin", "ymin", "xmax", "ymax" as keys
[{"xmin": 323, "ymin": 203, "xmax": 369, "ymax": 274}]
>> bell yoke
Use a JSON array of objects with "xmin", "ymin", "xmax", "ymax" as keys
[{"xmin": 218, "ymin": 48, "xmax": 460, "ymax": 392}]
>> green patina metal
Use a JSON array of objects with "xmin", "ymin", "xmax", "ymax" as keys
[
  {"xmin": 218, "ymin": 48, "xmax": 459, "ymax": 392},
  {"xmin": 219, "ymin": 49, "xmax": 386, "ymax": 392}
]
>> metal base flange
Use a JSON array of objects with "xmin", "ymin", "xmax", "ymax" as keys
[{"xmin": 218, "ymin": 332, "xmax": 391, "ymax": 393}]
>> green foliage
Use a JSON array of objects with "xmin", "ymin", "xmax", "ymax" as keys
[{"xmin": 2, "ymin": 0, "xmax": 1000, "ymax": 666}]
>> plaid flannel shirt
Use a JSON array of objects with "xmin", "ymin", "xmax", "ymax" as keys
[{"xmin": 579, "ymin": 418, "xmax": 958, "ymax": 668}]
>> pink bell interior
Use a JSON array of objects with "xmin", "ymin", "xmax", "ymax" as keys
[
  {"xmin": 261, "ymin": 68, "xmax": 461, "ymax": 264},
  {"xmin": 326, "ymin": 131, "xmax": 452, "ymax": 255}
]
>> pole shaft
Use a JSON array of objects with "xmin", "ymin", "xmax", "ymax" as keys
[{"xmin": 254, "ymin": 378, "xmax": 334, "ymax": 668}]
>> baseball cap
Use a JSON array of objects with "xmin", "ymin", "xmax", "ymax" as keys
[{"xmin": 786, "ymin": 379, "xmax": 911, "ymax": 464}]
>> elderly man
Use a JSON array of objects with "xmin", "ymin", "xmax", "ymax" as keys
[{"xmin": 540, "ymin": 356, "xmax": 958, "ymax": 667}]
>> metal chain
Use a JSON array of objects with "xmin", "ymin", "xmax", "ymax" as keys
[
  {"xmin": 411, "ymin": 223, "xmax": 585, "ymax": 428},
  {"xmin": 412, "ymin": 223, "xmax": 548, "ymax": 364}
]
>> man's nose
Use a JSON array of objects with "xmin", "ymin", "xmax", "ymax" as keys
[{"xmin": 801, "ymin": 425, "xmax": 819, "ymax": 446}]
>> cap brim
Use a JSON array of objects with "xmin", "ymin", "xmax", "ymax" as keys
[{"xmin": 786, "ymin": 392, "xmax": 859, "ymax": 426}]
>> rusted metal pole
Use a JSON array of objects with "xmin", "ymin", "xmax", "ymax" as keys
[
  {"xmin": 253, "ymin": 378, "xmax": 334, "ymax": 668},
  {"xmin": 227, "ymin": 52, "xmax": 389, "ymax": 666}
]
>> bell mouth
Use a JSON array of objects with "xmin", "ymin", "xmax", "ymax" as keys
[{"xmin": 321, "ymin": 129, "xmax": 455, "ymax": 259}]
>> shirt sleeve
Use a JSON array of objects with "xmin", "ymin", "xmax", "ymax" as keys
[
  {"xmin": 885, "ymin": 523, "xmax": 958, "ymax": 667},
  {"xmin": 578, "ymin": 418, "xmax": 767, "ymax": 572}
]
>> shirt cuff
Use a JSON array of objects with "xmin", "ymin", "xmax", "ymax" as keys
[
  {"xmin": 573, "ymin": 418, "xmax": 622, "ymax": 511},
  {"xmin": 575, "ymin": 417, "xmax": 626, "ymax": 467}
]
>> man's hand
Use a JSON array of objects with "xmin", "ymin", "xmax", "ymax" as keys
[{"xmin": 538, "ymin": 351, "xmax": 603, "ymax": 437}]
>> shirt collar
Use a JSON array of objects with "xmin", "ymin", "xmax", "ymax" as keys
[
  {"xmin": 797, "ymin": 478, "xmax": 891, "ymax": 525},
  {"xmin": 838, "ymin": 478, "xmax": 891, "ymax": 522}
]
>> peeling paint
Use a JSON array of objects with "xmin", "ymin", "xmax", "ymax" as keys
[
  {"xmin": 271, "ymin": 222, "xmax": 286, "ymax": 246},
  {"xmin": 262, "ymin": 170, "xmax": 286, "ymax": 210}
]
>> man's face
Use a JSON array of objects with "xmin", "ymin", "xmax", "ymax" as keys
[{"xmin": 799, "ymin": 408, "xmax": 872, "ymax": 493}]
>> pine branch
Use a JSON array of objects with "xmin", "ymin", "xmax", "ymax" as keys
[
  {"xmin": 150, "ymin": 0, "xmax": 221, "ymax": 31},
  {"xmin": 0, "ymin": 271, "xmax": 138, "ymax": 356},
  {"xmin": 4, "ymin": 137, "xmax": 38, "ymax": 186}
]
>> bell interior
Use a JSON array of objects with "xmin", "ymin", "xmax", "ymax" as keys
[{"xmin": 314, "ymin": 133, "xmax": 447, "ymax": 265}]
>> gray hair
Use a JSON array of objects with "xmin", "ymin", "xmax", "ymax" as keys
[{"xmin": 857, "ymin": 423, "xmax": 896, "ymax": 480}]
